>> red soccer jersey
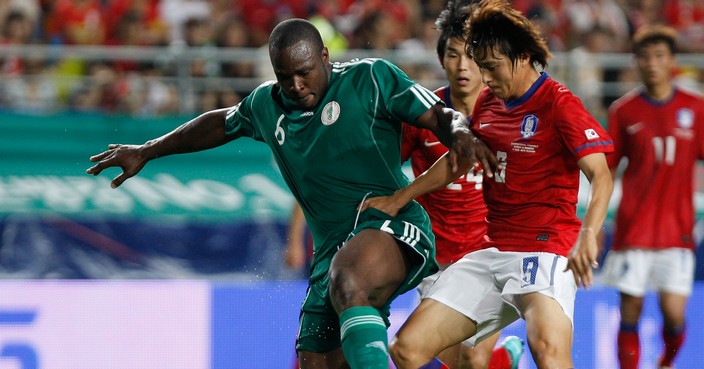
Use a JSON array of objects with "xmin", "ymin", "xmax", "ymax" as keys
[
  {"xmin": 401, "ymin": 86, "xmax": 487, "ymax": 263},
  {"xmin": 607, "ymin": 88, "xmax": 704, "ymax": 251},
  {"xmin": 471, "ymin": 73, "xmax": 613, "ymax": 256}
]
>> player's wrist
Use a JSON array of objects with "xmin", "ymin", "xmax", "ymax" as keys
[
  {"xmin": 450, "ymin": 111, "xmax": 470, "ymax": 135},
  {"xmin": 395, "ymin": 186, "xmax": 419, "ymax": 205}
]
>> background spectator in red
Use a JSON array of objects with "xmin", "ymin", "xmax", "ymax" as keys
[
  {"xmin": 47, "ymin": 0, "xmax": 106, "ymax": 45},
  {"xmin": 663, "ymin": 0, "xmax": 704, "ymax": 52},
  {"xmin": 1, "ymin": 10, "xmax": 36, "ymax": 76},
  {"xmin": 104, "ymin": 0, "xmax": 169, "ymax": 46},
  {"xmin": 237, "ymin": 0, "xmax": 309, "ymax": 46}
]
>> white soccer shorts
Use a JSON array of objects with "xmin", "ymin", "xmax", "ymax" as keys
[
  {"xmin": 425, "ymin": 247, "xmax": 577, "ymax": 347},
  {"xmin": 602, "ymin": 248, "xmax": 695, "ymax": 297}
]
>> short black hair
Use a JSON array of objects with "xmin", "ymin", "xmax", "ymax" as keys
[
  {"xmin": 269, "ymin": 18, "xmax": 324, "ymax": 58},
  {"xmin": 632, "ymin": 25, "xmax": 678, "ymax": 55},
  {"xmin": 467, "ymin": 0, "xmax": 551, "ymax": 70},
  {"xmin": 435, "ymin": 1, "xmax": 475, "ymax": 63}
]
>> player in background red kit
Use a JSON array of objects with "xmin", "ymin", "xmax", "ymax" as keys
[
  {"xmin": 601, "ymin": 25, "xmax": 704, "ymax": 369},
  {"xmin": 361, "ymin": 0, "xmax": 614, "ymax": 368},
  {"xmin": 401, "ymin": 2, "xmax": 522, "ymax": 368}
]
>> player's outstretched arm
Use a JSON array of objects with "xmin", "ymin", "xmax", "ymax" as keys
[
  {"xmin": 86, "ymin": 108, "xmax": 234, "ymax": 188},
  {"xmin": 361, "ymin": 152, "xmax": 471, "ymax": 216},
  {"xmin": 565, "ymin": 152, "xmax": 614, "ymax": 289}
]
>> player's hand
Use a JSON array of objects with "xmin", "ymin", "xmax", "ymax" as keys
[
  {"xmin": 358, "ymin": 194, "xmax": 404, "ymax": 217},
  {"xmin": 565, "ymin": 228, "xmax": 600, "ymax": 289},
  {"xmin": 447, "ymin": 111, "xmax": 499, "ymax": 177},
  {"xmin": 86, "ymin": 144, "xmax": 148, "ymax": 188}
]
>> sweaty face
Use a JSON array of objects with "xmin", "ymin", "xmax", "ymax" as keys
[
  {"xmin": 443, "ymin": 37, "xmax": 482, "ymax": 97},
  {"xmin": 272, "ymin": 41, "xmax": 330, "ymax": 110},
  {"xmin": 474, "ymin": 49, "xmax": 540, "ymax": 100},
  {"xmin": 635, "ymin": 42, "xmax": 675, "ymax": 89},
  {"xmin": 474, "ymin": 50, "xmax": 520, "ymax": 100}
]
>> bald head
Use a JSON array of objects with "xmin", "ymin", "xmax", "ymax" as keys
[{"xmin": 269, "ymin": 18, "xmax": 324, "ymax": 60}]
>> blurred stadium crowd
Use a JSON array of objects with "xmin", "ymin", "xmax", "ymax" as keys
[{"xmin": 0, "ymin": 0, "xmax": 703, "ymax": 117}]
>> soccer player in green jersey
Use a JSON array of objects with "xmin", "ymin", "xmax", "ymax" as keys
[{"xmin": 87, "ymin": 18, "xmax": 489, "ymax": 369}]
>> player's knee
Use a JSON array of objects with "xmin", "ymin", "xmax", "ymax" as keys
[
  {"xmin": 527, "ymin": 336, "xmax": 564, "ymax": 368},
  {"xmin": 328, "ymin": 267, "xmax": 366, "ymax": 311},
  {"xmin": 389, "ymin": 335, "xmax": 421, "ymax": 367},
  {"xmin": 459, "ymin": 347, "xmax": 489, "ymax": 369}
]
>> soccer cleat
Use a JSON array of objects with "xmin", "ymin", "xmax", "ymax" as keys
[{"xmin": 500, "ymin": 336, "xmax": 524, "ymax": 369}]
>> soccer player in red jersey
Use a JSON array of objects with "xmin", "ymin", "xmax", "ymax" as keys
[
  {"xmin": 402, "ymin": 2, "xmax": 522, "ymax": 369},
  {"xmin": 361, "ymin": 1, "xmax": 614, "ymax": 368},
  {"xmin": 601, "ymin": 25, "xmax": 704, "ymax": 369}
]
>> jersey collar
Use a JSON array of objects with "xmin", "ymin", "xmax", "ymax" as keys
[{"xmin": 504, "ymin": 72, "xmax": 549, "ymax": 110}]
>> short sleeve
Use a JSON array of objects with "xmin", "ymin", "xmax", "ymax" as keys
[
  {"xmin": 555, "ymin": 94, "xmax": 614, "ymax": 160},
  {"xmin": 369, "ymin": 59, "xmax": 440, "ymax": 124},
  {"xmin": 224, "ymin": 93, "xmax": 264, "ymax": 141},
  {"xmin": 606, "ymin": 104, "xmax": 624, "ymax": 168}
]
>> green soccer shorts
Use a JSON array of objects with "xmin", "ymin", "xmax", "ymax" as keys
[{"xmin": 295, "ymin": 204, "xmax": 438, "ymax": 353}]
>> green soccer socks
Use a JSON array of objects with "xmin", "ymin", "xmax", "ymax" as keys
[{"xmin": 340, "ymin": 306, "xmax": 389, "ymax": 369}]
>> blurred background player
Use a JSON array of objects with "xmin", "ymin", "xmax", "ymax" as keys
[
  {"xmin": 401, "ymin": 2, "xmax": 522, "ymax": 369},
  {"xmin": 284, "ymin": 201, "xmax": 313, "ymax": 273},
  {"xmin": 602, "ymin": 25, "xmax": 704, "ymax": 369}
]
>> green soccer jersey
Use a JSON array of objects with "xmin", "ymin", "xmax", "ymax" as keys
[{"xmin": 225, "ymin": 58, "xmax": 440, "ymax": 249}]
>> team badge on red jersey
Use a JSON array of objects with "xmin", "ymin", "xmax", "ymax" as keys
[
  {"xmin": 676, "ymin": 108, "xmax": 694, "ymax": 129},
  {"xmin": 520, "ymin": 114, "xmax": 538, "ymax": 139}
]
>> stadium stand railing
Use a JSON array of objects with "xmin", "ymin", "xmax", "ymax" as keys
[{"xmin": 1, "ymin": 45, "xmax": 703, "ymax": 118}]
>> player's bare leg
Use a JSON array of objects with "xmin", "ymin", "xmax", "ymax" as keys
[
  {"xmin": 327, "ymin": 228, "xmax": 412, "ymax": 369},
  {"xmin": 437, "ymin": 341, "xmax": 460, "ymax": 368},
  {"xmin": 518, "ymin": 292, "xmax": 573, "ymax": 369},
  {"xmin": 459, "ymin": 332, "xmax": 499, "ymax": 369},
  {"xmin": 298, "ymin": 348, "xmax": 349, "ymax": 369},
  {"xmin": 390, "ymin": 298, "xmax": 477, "ymax": 368},
  {"xmin": 657, "ymin": 292, "xmax": 687, "ymax": 368},
  {"xmin": 328, "ymin": 229, "xmax": 412, "ymax": 309}
]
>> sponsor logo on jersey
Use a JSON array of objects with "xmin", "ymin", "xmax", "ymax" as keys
[
  {"xmin": 321, "ymin": 101, "xmax": 341, "ymax": 125},
  {"xmin": 479, "ymin": 122, "xmax": 491, "ymax": 129},
  {"xmin": 423, "ymin": 139, "xmax": 442, "ymax": 147},
  {"xmin": 584, "ymin": 128, "xmax": 600, "ymax": 140},
  {"xmin": 626, "ymin": 122, "xmax": 643, "ymax": 135},
  {"xmin": 677, "ymin": 108, "xmax": 694, "ymax": 129},
  {"xmin": 520, "ymin": 114, "xmax": 538, "ymax": 139},
  {"xmin": 301, "ymin": 111, "xmax": 314, "ymax": 117}
]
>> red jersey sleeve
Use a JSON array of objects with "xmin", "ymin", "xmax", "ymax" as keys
[
  {"xmin": 554, "ymin": 93, "xmax": 614, "ymax": 159},
  {"xmin": 606, "ymin": 102, "xmax": 624, "ymax": 168}
]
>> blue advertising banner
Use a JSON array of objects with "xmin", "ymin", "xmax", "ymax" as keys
[
  {"xmin": 212, "ymin": 282, "xmax": 704, "ymax": 369},
  {"xmin": 0, "ymin": 273, "xmax": 701, "ymax": 368}
]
